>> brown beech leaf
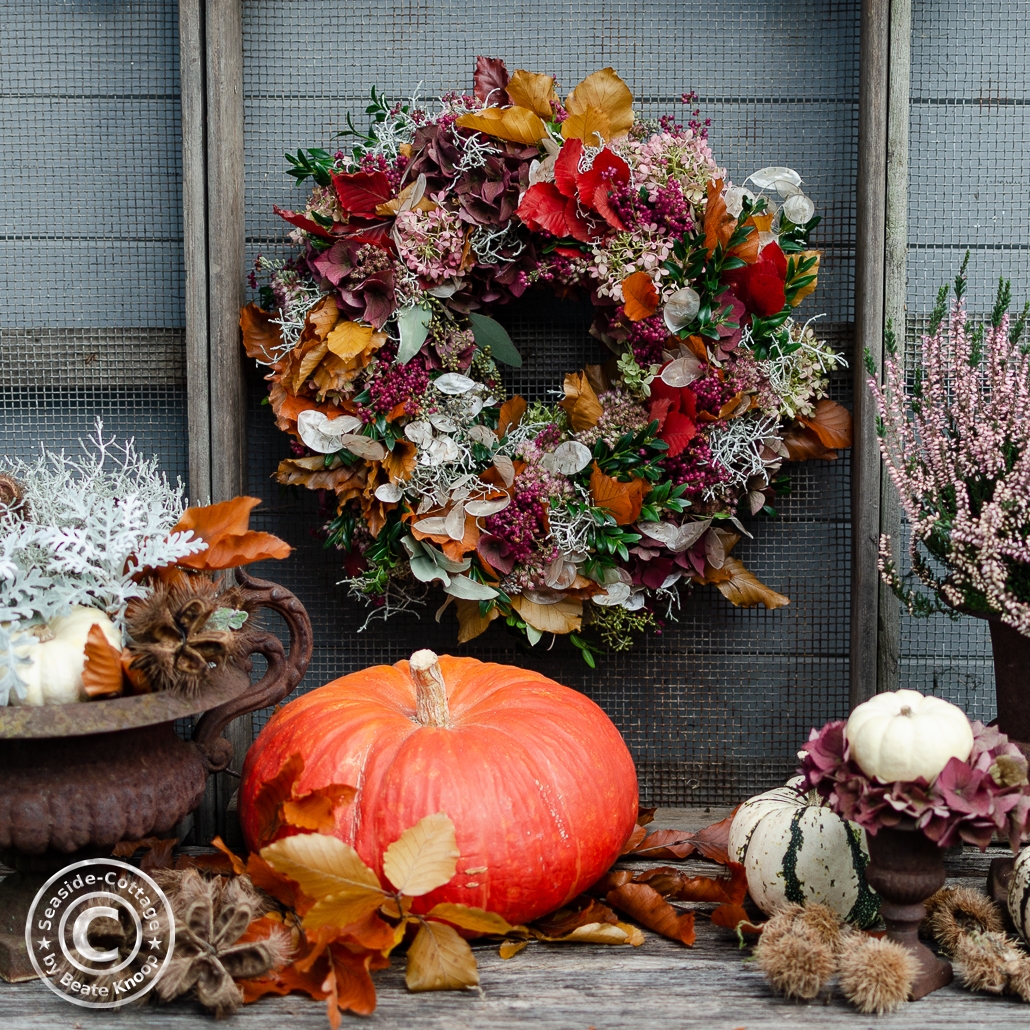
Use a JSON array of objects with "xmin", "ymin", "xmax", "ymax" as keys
[
  {"xmin": 560, "ymin": 370, "xmax": 603, "ymax": 431},
  {"xmin": 709, "ymin": 557, "xmax": 790, "ymax": 610},
  {"xmin": 638, "ymin": 806, "xmax": 657, "ymax": 826},
  {"xmin": 532, "ymin": 899, "xmax": 619, "ymax": 938},
  {"xmin": 561, "ymin": 105, "xmax": 612, "ymax": 144},
  {"xmin": 667, "ymin": 863, "xmax": 747, "ymax": 905},
  {"xmin": 627, "ymin": 828, "xmax": 697, "ymax": 860},
  {"xmin": 499, "ymin": 939, "xmax": 528, "ymax": 959},
  {"xmin": 427, "ymin": 903, "xmax": 515, "ymax": 936},
  {"xmin": 620, "ymin": 824, "xmax": 648, "ymax": 854},
  {"xmin": 382, "ymin": 812, "xmax": 459, "ymax": 896},
  {"xmin": 455, "ymin": 106, "xmax": 548, "ymax": 145},
  {"xmin": 246, "ymin": 853, "xmax": 314, "ymax": 916},
  {"xmin": 171, "ymin": 496, "xmax": 291, "ymax": 570},
  {"xmin": 282, "ymin": 783, "xmax": 357, "ymax": 834},
  {"xmin": 496, "ymin": 395, "xmax": 528, "ymax": 438},
  {"xmin": 454, "ymin": 598, "xmax": 499, "ymax": 643},
  {"xmin": 711, "ymin": 904, "xmax": 764, "ymax": 935},
  {"xmin": 510, "ymin": 594, "xmax": 582, "ymax": 635},
  {"xmin": 589, "ymin": 464, "xmax": 647, "ymax": 526},
  {"xmin": 240, "ymin": 955, "xmax": 330, "ymax": 1005},
  {"xmin": 621, "ymin": 270, "xmax": 660, "ymax": 321},
  {"xmin": 589, "ymin": 869, "xmax": 634, "ymax": 894},
  {"xmin": 81, "ymin": 623, "xmax": 125, "ymax": 699},
  {"xmin": 111, "ymin": 836, "xmax": 170, "ymax": 859},
  {"xmin": 543, "ymin": 921, "xmax": 643, "ymax": 945},
  {"xmin": 240, "ymin": 303, "xmax": 282, "ymax": 364},
  {"xmin": 565, "ymin": 67, "xmax": 634, "ymax": 137},
  {"xmin": 326, "ymin": 320, "xmax": 375, "ymax": 360},
  {"xmin": 605, "ymin": 883, "xmax": 696, "ymax": 946},
  {"xmin": 210, "ymin": 836, "xmax": 248, "ymax": 876},
  {"xmin": 703, "ymin": 179, "xmax": 737, "ymax": 257},
  {"xmin": 687, "ymin": 812, "xmax": 735, "ymax": 864},
  {"xmin": 252, "ymin": 752, "xmax": 305, "ymax": 842},
  {"xmin": 782, "ymin": 424, "xmax": 839, "ymax": 461},
  {"xmin": 383, "ymin": 439, "xmax": 417, "ymax": 482},
  {"xmin": 507, "ymin": 69, "xmax": 555, "ymax": 118},
  {"xmin": 405, "ymin": 920, "xmax": 479, "ymax": 992},
  {"xmin": 797, "ymin": 398, "xmax": 852, "ymax": 450},
  {"xmin": 324, "ymin": 946, "xmax": 380, "ymax": 1021},
  {"xmin": 260, "ymin": 833, "xmax": 385, "ymax": 931}
]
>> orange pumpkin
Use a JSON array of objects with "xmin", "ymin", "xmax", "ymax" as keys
[{"xmin": 239, "ymin": 650, "xmax": 638, "ymax": 925}]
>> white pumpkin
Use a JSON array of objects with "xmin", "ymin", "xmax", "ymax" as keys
[
  {"xmin": 1008, "ymin": 848, "xmax": 1030, "ymax": 945},
  {"xmin": 729, "ymin": 777, "xmax": 880, "ymax": 927},
  {"xmin": 7, "ymin": 606, "xmax": 121, "ymax": 706},
  {"xmin": 846, "ymin": 689, "xmax": 973, "ymax": 783}
]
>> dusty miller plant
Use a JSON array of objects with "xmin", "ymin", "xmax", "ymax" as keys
[
  {"xmin": 869, "ymin": 255, "xmax": 1030, "ymax": 630},
  {"xmin": 0, "ymin": 423, "xmax": 206, "ymax": 703}
]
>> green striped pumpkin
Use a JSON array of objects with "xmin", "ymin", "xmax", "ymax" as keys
[
  {"xmin": 729, "ymin": 777, "xmax": 880, "ymax": 927},
  {"xmin": 1008, "ymin": 847, "xmax": 1030, "ymax": 943}
]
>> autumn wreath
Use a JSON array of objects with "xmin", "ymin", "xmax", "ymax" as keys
[{"xmin": 241, "ymin": 59, "xmax": 852, "ymax": 662}]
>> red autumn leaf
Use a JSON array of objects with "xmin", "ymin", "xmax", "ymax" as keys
[
  {"xmin": 473, "ymin": 55, "xmax": 510, "ymax": 105},
  {"xmin": 516, "ymin": 182, "xmax": 596, "ymax": 242},
  {"xmin": 798, "ymin": 398, "xmax": 853, "ymax": 450},
  {"xmin": 575, "ymin": 148, "xmax": 630, "ymax": 229},
  {"xmin": 330, "ymin": 171, "xmax": 393, "ymax": 216},
  {"xmin": 171, "ymin": 496, "xmax": 291, "ymax": 570},
  {"xmin": 606, "ymin": 883, "xmax": 696, "ymax": 946},
  {"xmin": 553, "ymin": 137, "xmax": 582, "ymax": 198},
  {"xmin": 747, "ymin": 272, "xmax": 786, "ymax": 316},
  {"xmin": 240, "ymin": 303, "xmax": 283, "ymax": 365},
  {"xmin": 711, "ymin": 903, "xmax": 764, "ymax": 934},
  {"xmin": 660, "ymin": 409, "xmax": 697, "ymax": 458},
  {"xmin": 532, "ymin": 898, "xmax": 620, "ymax": 937},
  {"xmin": 589, "ymin": 463, "xmax": 647, "ymax": 525},
  {"xmin": 273, "ymin": 204, "xmax": 334, "ymax": 240},
  {"xmin": 81, "ymin": 623, "xmax": 125, "ymax": 699},
  {"xmin": 621, "ymin": 270, "xmax": 660, "ymax": 321}
]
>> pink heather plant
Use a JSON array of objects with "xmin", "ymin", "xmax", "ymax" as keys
[{"xmin": 869, "ymin": 255, "xmax": 1030, "ymax": 630}]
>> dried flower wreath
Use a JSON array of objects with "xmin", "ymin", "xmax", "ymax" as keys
[{"xmin": 243, "ymin": 59, "xmax": 852, "ymax": 661}]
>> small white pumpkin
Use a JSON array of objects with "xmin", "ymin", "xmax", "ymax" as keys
[
  {"xmin": 846, "ymin": 689, "xmax": 973, "ymax": 783},
  {"xmin": 1008, "ymin": 848, "xmax": 1030, "ymax": 945},
  {"xmin": 729, "ymin": 776, "xmax": 880, "ymax": 927},
  {"xmin": 8, "ymin": 606, "xmax": 121, "ymax": 706}
]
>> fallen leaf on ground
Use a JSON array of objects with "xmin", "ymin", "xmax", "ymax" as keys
[
  {"xmin": 406, "ymin": 920, "xmax": 479, "ymax": 991},
  {"xmin": 626, "ymin": 828, "xmax": 697, "ymax": 860},
  {"xmin": 499, "ymin": 939, "xmax": 528, "ymax": 959},
  {"xmin": 605, "ymin": 883, "xmax": 696, "ymax": 946},
  {"xmin": 427, "ymin": 903, "xmax": 515, "ymax": 936},
  {"xmin": 532, "ymin": 899, "xmax": 619, "ymax": 938},
  {"xmin": 711, "ymin": 904, "xmax": 764, "ymax": 935}
]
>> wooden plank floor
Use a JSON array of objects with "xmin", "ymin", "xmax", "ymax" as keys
[{"xmin": 2, "ymin": 810, "xmax": 1028, "ymax": 1029}]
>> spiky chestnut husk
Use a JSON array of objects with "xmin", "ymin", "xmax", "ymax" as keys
[
  {"xmin": 925, "ymin": 885, "xmax": 1006, "ymax": 955},
  {"xmin": 838, "ymin": 936, "xmax": 917, "ymax": 1014}
]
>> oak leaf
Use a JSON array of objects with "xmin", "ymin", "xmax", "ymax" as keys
[
  {"xmin": 260, "ymin": 833, "xmax": 386, "ymax": 932},
  {"xmin": 589, "ymin": 464, "xmax": 647, "ymax": 526},
  {"xmin": 405, "ymin": 920, "xmax": 478, "ymax": 992},
  {"xmin": 81, "ymin": 623, "xmax": 125, "ymax": 698},
  {"xmin": 621, "ymin": 270, "xmax": 660, "ymax": 321},
  {"xmin": 510, "ymin": 594, "xmax": 582, "ymax": 634},
  {"xmin": 605, "ymin": 883, "xmax": 696, "ymax": 946},
  {"xmin": 707, "ymin": 557, "xmax": 790, "ymax": 610},
  {"xmin": 455, "ymin": 106, "xmax": 548, "ymax": 145},
  {"xmin": 797, "ymin": 398, "xmax": 852, "ymax": 450},
  {"xmin": 559, "ymin": 370, "xmax": 603, "ymax": 431},
  {"xmin": 240, "ymin": 303, "xmax": 282, "ymax": 364},
  {"xmin": 381, "ymin": 812, "xmax": 459, "ymax": 896},
  {"xmin": 506, "ymin": 69, "xmax": 556, "ymax": 118},
  {"xmin": 171, "ymin": 496, "xmax": 291, "ymax": 570},
  {"xmin": 565, "ymin": 68, "xmax": 634, "ymax": 137}
]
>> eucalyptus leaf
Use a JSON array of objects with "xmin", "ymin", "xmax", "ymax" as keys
[
  {"xmin": 525, "ymin": 625, "xmax": 543, "ymax": 646},
  {"xmin": 444, "ymin": 575, "xmax": 499, "ymax": 601},
  {"xmin": 410, "ymin": 557, "xmax": 449, "ymax": 584},
  {"xmin": 396, "ymin": 304, "xmax": 433, "ymax": 365},
  {"xmin": 468, "ymin": 313, "xmax": 522, "ymax": 367}
]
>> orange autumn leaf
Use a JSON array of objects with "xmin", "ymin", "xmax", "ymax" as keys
[
  {"xmin": 210, "ymin": 835, "xmax": 248, "ymax": 876},
  {"xmin": 326, "ymin": 321, "xmax": 376, "ymax": 360},
  {"xmin": 605, "ymin": 883, "xmax": 696, "ymax": 946},
  {"xmin": 532, "ymin": 898, "xmax": 620, "ymax": 938},
  {"xmin": 798, "ymin": 398, "xmax": 852, "ymax": 450},
  {"xmin": 240, "ymin": 303, "xmax": 283, "ymax": 365},
  {"xmin": 686, "ymin": 811, "xmax": 735, "ymax": 864},
  {"xmin": 560, "ymin": 371, "xmax": 603, "ymax": 431},
  {"xmin": 455, "ymin": 106, "xmax": 549, "ymax": 145},
  {"xmin": 172, "ymin": 496, "xmax": 291, "ymax": 570},
  {"xmin": 383, "ymin": 440, "xmax": 417, "ymax": 482},
  {"xmin": 711, "ymin": 904, "xmax": 763, "ymax": 934},
  {"xmin": 282, "ymin": 783, "xmax": 357, "ymax": 835},
  {"xmin": 561, "ymin": 105, "xmax": 612, "ymax": 144},
  {"xmin": 589, "ymin": 464, "xmax": 647, "ymax": 526},
  {"xmin": 322, "ymin": 946, "xmax": 381, "ymax": 1022},
  {"xmin": 703, "ymin": 179, "xmax": 737, "ymax": 257},
  {"xmin": 705, "ymin": 556, "xmax": 790, "ymax": 610},
  {"xmin": 81, "ymin": 623, "xmax": 125, "ymax": 699},
  {"xmin": 247, "ymin": 852, "xmax": 315, "ymax": 917},
  {"xmin": 276, "ymin": 456, "xmax": 366, "ymax": 501},
  {"xmin": 496, "ymin": 395, "xmax": 528, "ymax": 438},
  {"xmin": 621, "ymin": 270, "xmax": 660, "ymax": 321},
  {"xmin": 668, "ymin": 863, "xmax": 748, "ymax": 906},
  {"xmin": 727, "ymin": 216, "xmax": 760, "ymax": 265},
  {"xmin": 507, "ymin": 69, "xmax": 556, "ymax": 118},
  {"xmin": 251, "ymin": 752, "xmax": 306, "ymax": 842},
  {"xmin": 120, "ymin": 649, "xmax": 151, "ymax": 694},
  {"xmin": 565, "ymin": 67, "xmax": 634, "ymax": 138},
  {"xmin": 782, "ymin": 425, "xmax": 839, "ymax": 461}
]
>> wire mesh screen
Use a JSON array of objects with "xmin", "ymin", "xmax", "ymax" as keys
[
  {"xmin": 0, "ymin": 2, "xmax": 187, "ymax": 479},
  {"xmin": 896, "ymin": 1, "xmax": 1030, "ymax": 719},
  {"xmin": 241, "ymin": 0, "xmax": 860, "ymax": 804}
]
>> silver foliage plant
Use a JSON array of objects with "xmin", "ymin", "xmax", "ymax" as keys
[{"xmin": 0, "ymin": 423, "xmax": 207, "ymax": 704}]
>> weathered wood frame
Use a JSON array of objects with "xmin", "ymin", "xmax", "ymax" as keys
[{"xmin": 177, "ymin": 0, "xmax": 910, "ymax": 834}]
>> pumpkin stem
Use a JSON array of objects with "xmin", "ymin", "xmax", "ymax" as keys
[
  {"xmin": 410, "ymin": 649, "xmax": 449, "ymax": 727},
  {"xmin": 900, "ymin": 705, "xmax": 912, "ymax": 717}
]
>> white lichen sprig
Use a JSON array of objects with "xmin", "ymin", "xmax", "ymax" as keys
[{"xmin": 703, "ymin": 412, "xmax": 781, "ymax": 500}]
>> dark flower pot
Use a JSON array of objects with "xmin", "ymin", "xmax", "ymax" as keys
[
  {"xmin": 864, "ymin": 825, "xmax": 953, "ymax": 1000},
  {"xmin": 986, "ymin": 616, "xmax": 1030, "ymax": 750},
  {"xmin": 0, "ymin": 571, "xmax": 311, "ymax": 982}
]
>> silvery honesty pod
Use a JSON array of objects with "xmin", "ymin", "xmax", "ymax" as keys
[
  {"xmin": 663, "ymin": 286, "xmax": 701, "ymax": 332},
  {"xmin": 428, "ymin": 412, "xmax": 458, "ymax": 433},
  {"xmin": 413, "ymin": 515, "xmax": 449, "ymax": 535},
  {"xmin": 544, "ymin": 556, "xmax": 578, "ymax": 590},
  {"xmin": 782, "ymin": 193, "xmax": 815, "ymax": 225},
  {"xmin": 433, "ymin": 373, "xmax": 477, "ymax": 395},
  {"xmin": 338, "ymin": 434, "xmax": 387, "ymax": 460},
  {"xmin": 593, "ymin": 581, "xmax": 632, "ymax": 607},
  {"xmin": 404, "ymin": 420, "xmax": 434, "ymax": 447},
  {"xmin": 465, "ymin": 496, "xmax": 510, "ymax": 517},
  {"xmin": 467, "ymin": 424, "xmax": 497, "ymax": 446},
  {"xmin": 296, "ymin": 410, "xmax": 363, "ymax": 454},
  {"xmin": 723, "ymin": 186, "xmax": 754, "ymax": 218},
  {"xmin": 549, "ymin": 441, "xmax": 593, "ymax": 474},
  {"xmin": 746, "ymin": 166, "xmax": 802, "ymax": 193},
  {"xmin": 445, "ymin": 503, "xmax": 466, "ymax": 540},
  {"xmin": 425, "ymin": 436, "xmax": 461, "ymax": 465},
  {"xmin": 374, "ymin": 482, "xmax": 403, "ymax": 503},
  {"xmin": 660, "ymin": 354, "xmax": 703, "ymax": 388},
  {"xmin": 492, "ymin": 455, "xmax": 515, "ymax": 487}
]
